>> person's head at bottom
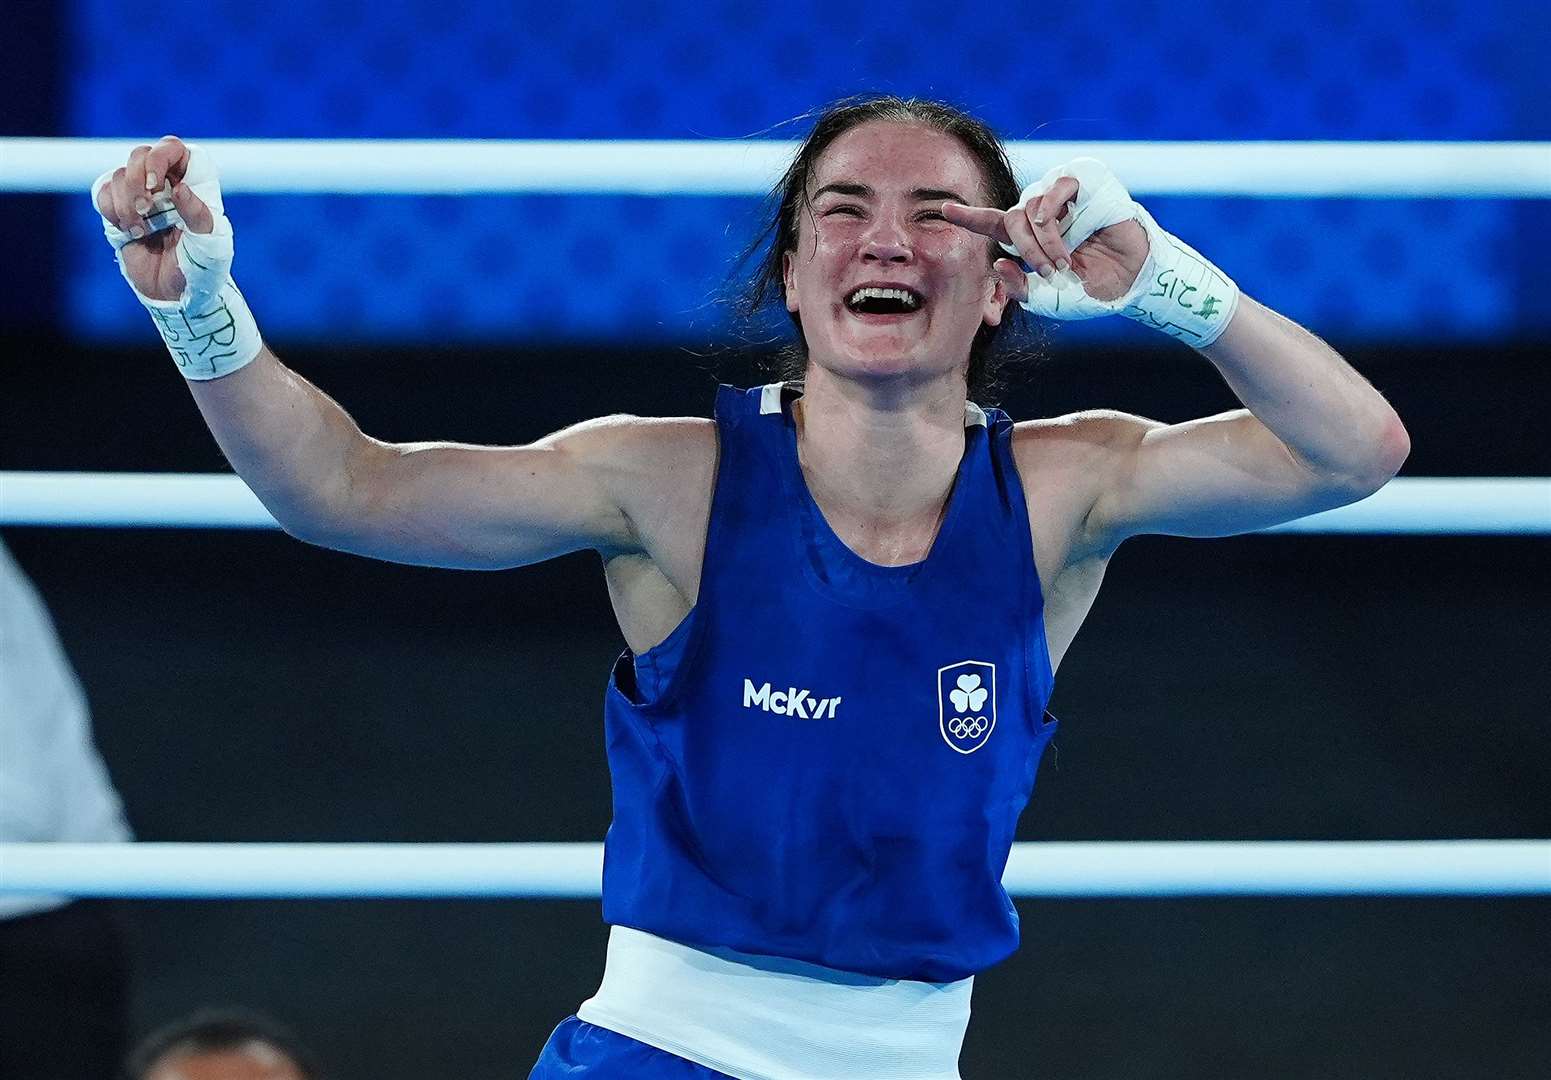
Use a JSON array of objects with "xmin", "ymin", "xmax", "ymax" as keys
[{"xmin": 126, "ymin": 1008, "xmax": 320, "ymax": 1080}]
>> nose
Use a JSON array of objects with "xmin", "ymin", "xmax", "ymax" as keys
[{"xmin": 860, "ymin": 213, "xmax": 912, "ymax": 264}]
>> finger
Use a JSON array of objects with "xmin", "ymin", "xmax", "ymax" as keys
[
  {"xmin": 1033, "ymin": 176, "xmax": 1080, "ymax": 228},
  {"xmin": 170, "ymin": 180, "xmax": 214, "ymax": 234},
  {"xmin": 941, "ymin": 201, "xmax": 1012, "ymax": 246},
  {"xmin": 94, "ymin": 169, "xmax": 118, "ymax": 221},
  {"xmin": 144, "ymin": 135, "xmax": 191, "ymax": 194},
  {"xmin": 1030, "ymin": 176, "xmax": 1080, "ymax": 269},
  {"xmin": 108, "ymin": 169, "xmax": 144, "ymax": 239},
  {"xmin": 994, "ymin": 257, "xmax": 1028, "ymax": 305},
  {"xmin": 123, "ymin": 145, "xmax": 152, "ymax": 212},
  {"xmin": 1003, "ymin": 205, "xmax": 1059, "ymax": 279}
]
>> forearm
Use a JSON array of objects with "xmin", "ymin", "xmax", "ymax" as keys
[
  {"xmin": 1199, "ymin": 296, "xmax": 1410, "ymax": 488},
  {"xmin": 185, "ymin": 344, "xmax": 368, "ymax": 537},
  {"xmin": 94, "ymin": 141, "xmax": 378, "ymax": 538}
]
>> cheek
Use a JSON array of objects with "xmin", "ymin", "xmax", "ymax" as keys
[
  {"xmin": 939, "ymin": 266, "xmax": 996, "ymax": 313},
  {"xmin": 789, "ymin": 234, "xmax": 854, "ymax": 302},
  {"xmin": 809, "ymin": 227, "xmax": 858, "ymax": 266},
  {"xmin": 925, "ymin": 238, "xmax": 993, "ymax": 295}
]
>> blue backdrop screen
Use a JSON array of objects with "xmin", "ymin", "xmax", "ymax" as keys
[{"xmin": 64, "ymin": 0, "xmax": 1550, "ymax": 344}]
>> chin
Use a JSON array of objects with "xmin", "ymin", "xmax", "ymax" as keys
[
  {"xmin": 834, "ymin": 347, "xmax": 919, "ymax": 380},
  {"xmin": 832, "ymin": 353, "xmax": 953, "ymax": 391}
]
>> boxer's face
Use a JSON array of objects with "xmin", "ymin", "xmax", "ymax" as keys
[
  {"xmin": 146, "ymin": 1043, "xmax": 306, "ymax": 1080},
  {"xmin": 782, "ymin": 120, "xmax": 1008, "ymax": 390}
]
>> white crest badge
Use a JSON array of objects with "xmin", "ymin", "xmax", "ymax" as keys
[{"xmin": 938, "ymin": 660, "xmax": 997, "ymax": 754}]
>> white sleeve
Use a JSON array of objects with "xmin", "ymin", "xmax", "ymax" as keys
[{"xmin": 0, "ymin": 540, "xmax": 132, "ymax": 917}]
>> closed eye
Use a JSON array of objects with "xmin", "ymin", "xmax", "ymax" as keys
[{"xmin": 823, "ymin": 205, "xmax": 864, "ymax": 216}]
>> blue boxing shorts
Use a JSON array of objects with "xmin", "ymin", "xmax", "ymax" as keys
[{"xmin": 529, "ymin": 1015, "xmax": 733, "ymax": 1078}]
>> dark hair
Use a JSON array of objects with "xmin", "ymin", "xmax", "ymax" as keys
[
  {"xmin": 125, "ymin": 1007, "xmax": 322, "ymax": 1080},
  {"xmin": 733, "ymin": 94, "xmax": 1033, "ymax": 402}
]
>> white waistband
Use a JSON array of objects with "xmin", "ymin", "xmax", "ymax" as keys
[{"xmin": 576, "ymin": 926, "xmax": 972, "ymax": 1080}]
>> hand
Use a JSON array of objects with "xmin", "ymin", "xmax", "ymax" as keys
[
  {"xmin": 93, "ymin": 136, "xmax": 214, "ymax": 301},
  {"xmin": 942, "ymin": 176, "xmax": 1149, "ymax": 304}
]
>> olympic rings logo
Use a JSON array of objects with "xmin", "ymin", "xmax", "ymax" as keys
[{"xmin": 947, "ymin": 715, "xmax": 988, "ymax": 739}]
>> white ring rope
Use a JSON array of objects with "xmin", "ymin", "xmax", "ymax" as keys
[
  {"xmin": 2, "ymin": 473, "xmax": 1545, "ymax": 534},
  {"xmin": 1, "ymin": 841, "xmax": 1545, "ymax": 899},
  {"xmin": 5, "ymin": 139, "xmax": 1548, "ymax": 197}
]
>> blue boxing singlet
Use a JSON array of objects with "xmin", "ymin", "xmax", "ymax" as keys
[{"xmin": 600, "ymin": 382, "xmax": 1058, "ymax": 983}]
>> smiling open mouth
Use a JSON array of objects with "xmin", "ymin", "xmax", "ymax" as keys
[{"xmin": 845, "ymin": 286, "xmax": 924, "ymax": 316}]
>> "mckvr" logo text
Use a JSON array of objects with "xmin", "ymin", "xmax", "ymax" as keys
[{"xmin": 742, "ymin": 678, "xmax": 842, "ymax": 720}]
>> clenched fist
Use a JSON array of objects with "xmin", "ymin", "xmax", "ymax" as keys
[
  {"xmin": 93, "ymin": 135, "xmax": 215, "ymax": 302},
  {"xmin": 92, "ymin": 138, "xmax": 262, "ymax": 378}
]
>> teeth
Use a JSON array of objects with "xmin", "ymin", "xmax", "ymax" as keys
[{"xmin": 847, "ymin": 286, "xmax": 920, "ymax": 309}]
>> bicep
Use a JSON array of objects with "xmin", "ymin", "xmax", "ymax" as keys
[
  {"xmin": 1083, "ymin": 409, "xmax": 1362, "ymax": 548},
  {"xmin": 305, "ymin": 416, "xmax": 642, "ymax": 570}
]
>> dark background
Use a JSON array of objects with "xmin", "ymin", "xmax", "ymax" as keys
[{"xmin": 4, "ymin": 337, "xmax": 1549, "ymax": 1079}]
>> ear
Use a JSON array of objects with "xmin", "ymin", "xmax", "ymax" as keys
[
  {"xmin": 983, "ymin": 257, "xmax": 1027, "ymax": 326},
  {"xmin": 782, "ymin": 250, "xmax": 799, "ymax": 314}
]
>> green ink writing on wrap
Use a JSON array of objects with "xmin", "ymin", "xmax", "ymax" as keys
[{"xmin": 1150, "ymin": 267, "xmax": 1199, "ymax": 309}]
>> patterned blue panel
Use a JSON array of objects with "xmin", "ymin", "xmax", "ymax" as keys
[
  {"xmin": 67, "ymin": 0, "xmax": 1531, "ymax": 139},
  {"xmin": 67, "ymin": 195, "xmax": 756, "ymax": 343},
  {"xmin": 65, "ymin": 0, "xmax": 1546, "ymax": 343}
]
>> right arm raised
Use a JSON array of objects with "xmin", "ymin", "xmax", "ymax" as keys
[
  {"xmin": 186, "ymin": 346, "xmax": 642, "ymax": 569},
  {"xmin": 95, "ymin": 136, "xmax": 644, "ymax": 569}
]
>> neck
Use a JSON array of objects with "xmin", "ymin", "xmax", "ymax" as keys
[{"xmin": 792, "ymin": 365, "xmax": 968, "ymax": 534}]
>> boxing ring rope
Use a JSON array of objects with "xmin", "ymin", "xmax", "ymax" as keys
[
  {"xmin": 4, "ymin": 138, "xmax": 1549, "ymax": 197},
  {"xmin": 2, "ymin": 473, "xmax": 1546, "ymax": 534},
  {"xmin": 2, "ymin": 841, "xmax": 1546, "ymax": 899}
]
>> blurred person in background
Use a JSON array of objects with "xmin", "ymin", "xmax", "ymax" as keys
[
  {"xmin": 92, "ymin": 94, "xmax": 1408, "ymax": 1077},
  {"xmin": 126, "ymin": 1007, "xmax": 322, "ymax": 1080},
  {"xmin": 0, "ymin": 538, "xmax": 133, "ymax": 1078}
]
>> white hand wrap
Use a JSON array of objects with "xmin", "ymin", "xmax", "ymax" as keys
[
  {"xmin": 91, "ymin": 144, "xmax": 263, "ymax": 380},
  {"xmin": 1003, "ymin": 157, "xmax": 1241, "ymax": 348}
]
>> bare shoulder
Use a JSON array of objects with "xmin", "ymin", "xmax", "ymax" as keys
[
  {"xmin": 585, "ymin": 413, "xmax": 716, "ymax": 488},
  {"xmin": 1010, "ymin": 409, "xmax": 1160, "ymax": 563},
  {"xmin": 568, "ymin": 412, "xmax": 715, "ymax": 471},
  {"xmin": 1011, "ymin": 408, "xmax": 1156, "ymax": 462},
  {"xmin": 577, "ymin": 413, "xmax": 718, "ymax": 560}
]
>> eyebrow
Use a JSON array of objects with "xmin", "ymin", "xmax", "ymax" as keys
[{"xmin": 811, "ymin": 181, "xmax": 970, "ymax": 204}]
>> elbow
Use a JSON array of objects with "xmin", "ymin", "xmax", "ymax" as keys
[
  {"xmin": 1368, "ymin": 411, "xmax": 1412, "ymax": 487},
  {"xmin": 274, "ymin": 510, "xmax": 337, "ymax": 549},
  {"xmin": 1382, "ymin": 412, "xmax": 1412, "ymax": 475},
  {"xmin": 268, "ymin": 485, "xmax": 356, "ymax": 548},
  {"xmin": 1333, "ymin": 412, "xmax": 1412, "ymax": 500},
  {"xmin": 277, "ymin": 443, "xmax": 376, "ymax": 549},
  {"xmin": 276, "ymin": 490, "xmax": 368, "ymax": 549},
  {"xmin": 279, "ymin": 516, "xmax": 328, "ymax": 547}
]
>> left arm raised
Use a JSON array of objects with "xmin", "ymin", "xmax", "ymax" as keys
[
  {"xmin": 945, "ymin": 160, "xmax": 1411, "ymax": 549},
  {"xmin": 1085, "ymin": 296, "xmax": 1411, "ymax": 548}
]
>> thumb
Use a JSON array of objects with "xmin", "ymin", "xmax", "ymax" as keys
[
  {"xmin": 170, "ymin": 181, "xmax": 214, "ymax": 235},
  {"xmin": 994, "ymin": 257, "xmax": 1029, "ymax": 305}
]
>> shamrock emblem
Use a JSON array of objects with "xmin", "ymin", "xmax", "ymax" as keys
[{"xmin": 949, "ymin": 673, "xmax": 988, "ymax": 715}]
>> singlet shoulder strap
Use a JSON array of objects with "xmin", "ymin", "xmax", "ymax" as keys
[
  {"xmin": 759, "ymin": 382, "xmax": 785, "ymax": 414},
  {"xmin": 748, "ymin": 381, "xmax": 991, "ymax": 430}
]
